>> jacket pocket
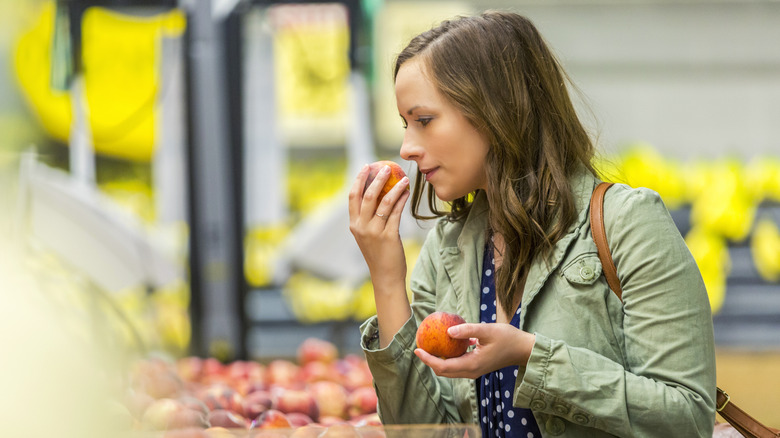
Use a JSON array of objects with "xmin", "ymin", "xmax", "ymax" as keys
[{"xmin": 560, "ymin": 253, "xmax": 603, "ymax": 286}]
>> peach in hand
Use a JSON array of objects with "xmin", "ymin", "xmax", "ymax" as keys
[
  {"xmin": 415, "ymin": 311, "xmax": 469, "ymax": 359},
  {"xmin": 363, "ymin": 160, "xmax": 407, "ymax": 202}
]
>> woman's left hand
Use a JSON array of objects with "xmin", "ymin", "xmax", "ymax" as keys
[{"xmin": 414, "ymin": 323, "xmax": 536, "ymax": 379}]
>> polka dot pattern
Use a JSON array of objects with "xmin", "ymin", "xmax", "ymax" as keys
[{"xmin": 477, "ymin": 242, "xmax": 541, "ymax": 438}]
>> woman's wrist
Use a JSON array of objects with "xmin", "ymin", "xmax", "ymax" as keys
[{"xmin": 516, "ymin": 331, "xmax": 536, "ymax": 367}]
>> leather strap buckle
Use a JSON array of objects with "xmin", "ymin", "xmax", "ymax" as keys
[{"xmin": 716, "ymin": 390, "xmax": 731, "ymax": 412}]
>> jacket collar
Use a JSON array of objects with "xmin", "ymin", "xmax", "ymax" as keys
[{"xmin": 437, "ymin": 168, "xmax": 598, "ymax": 326}]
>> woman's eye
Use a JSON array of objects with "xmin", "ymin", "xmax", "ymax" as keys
[{"xmin": 415, "ymin": 117, "xmax": 431, "ymax": 127}]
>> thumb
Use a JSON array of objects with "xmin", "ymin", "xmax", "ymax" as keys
[{"xmin": 447, "ymin": 322, "xmax": 482, "ymax": 340}]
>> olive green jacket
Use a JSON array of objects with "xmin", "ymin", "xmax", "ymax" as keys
[{"xmin": 359, "ymin": 170, "xmax": 717, "ymax": 437}]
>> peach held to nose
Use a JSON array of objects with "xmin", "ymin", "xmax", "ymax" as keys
[{"xmin": 363, "ymin": 161, "xmax": 407, "ymax": 202}]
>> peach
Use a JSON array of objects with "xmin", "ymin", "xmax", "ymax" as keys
[
  {"xmin": 252, "ymin": 409, "xmax": 292, "ymax": 429},
  {"xmin": 243, "ymin": 390, "xmax": 274, "ymax": 420},
  {"xmin": 198, "ymin": 384, "xmax": 245, "ymax": 415},
  {"xmin": 286, "ymin": 412, "xmax": 315, "ymax": 427},
  {"xmin": 168, "ymin": 408, "xmax": 210, "ymax": 430},
  {"xmin": 266, "ymin": 359, "xmax": 301, "ymax": 388},
  {"xmin": 297, "ymin": 337, "xmax": 339, "ymax": 365},
  {"xmin": 415, "ymin": 311, "xmax": 469, "ymax": 359},
  {"xmin": 363, "ymin": 160, "xmax": 407, "ymax": 202},
  {"xmin": 347, "ymin": 386, "xmax": 377, "ymax": 418},
  {"xmin": 309, "ymin": 381, "xmax": 348, "ymax": 419},
  {"xmin": 274, "ymin": 388, "xmax": 319, "ymax": 420},
  {"xmin": 208, "ymin": 409, "xmax": 248, "ymax": 429}
]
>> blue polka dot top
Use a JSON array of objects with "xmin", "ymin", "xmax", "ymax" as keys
[{"xmin": 478, "ymin": 241, "xmax": 541, "ymax": 438}]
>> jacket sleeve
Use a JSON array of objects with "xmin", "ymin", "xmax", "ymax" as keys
[
  {"xmin": 359, "ymin": 224, "xmax": 466, "ymax": 425},
  {"xmin": 514, "ymin": 186, "xmax": 717, "ymax": 437}
]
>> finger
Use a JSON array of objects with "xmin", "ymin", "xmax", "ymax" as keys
[
  {"xmin": 414, "ymin": 348, "xmax": 475, "ymax": 379},
  {"xmin": 447, "ymin": 322, "xmax": 484, "ymax": 340},
  {"xmin": 414, "ymin": 348, "xmax": 445, "ymax": 371},
  {"xmin": 362, "ymin": 165, "xmax": 393, "ymax": 218},
  {"xmin": 348, "ymin": 164, "xmax": 371, "ymax": 220},
  {"xmin": 384, "ymin": 179, "xmax": 410, "ymax": 229}
]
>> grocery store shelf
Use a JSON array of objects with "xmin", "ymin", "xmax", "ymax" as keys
[{"xmin": 246, "ymin": 287, "xmax": 364, "ymax": 360}]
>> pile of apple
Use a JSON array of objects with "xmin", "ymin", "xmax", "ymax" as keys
[{"xmin": 123, "ymin": 338, "xmax": 380, "ymax": 437}]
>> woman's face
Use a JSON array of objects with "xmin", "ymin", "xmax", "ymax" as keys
[{"xmin": 395, "ymin": 58, "xmax": 490, "ymax": 202}]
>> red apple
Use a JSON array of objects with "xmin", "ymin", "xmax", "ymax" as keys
[
  {"xmin": 309, "ymin": 381, "xmax": 348, "ymax": 419},
  {"xmin": 363, "ymin": 160, "xmax": 407, "ymax": 202},
  {"xmin": 275, "ymin": 388, "xmax": 318, "ymax": 419},
  {"xmin": 208, "ymin": 409, "xmax": 248, "ymax": 429},
  {"xmin": 347, "ymin": 386, "xmax": 378, "ymax": 418},
  {"xmin": 297, "ymin": 338, "xmax": 339, "ymax": 365},
  {"xmin": 415, "ymin": 311, "xmax": 469, "ymax": 358},
  {"xmin": 252, "ymin": 409, "xmax": 292, "ymax": 429}
]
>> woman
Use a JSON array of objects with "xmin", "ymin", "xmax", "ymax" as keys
[{"xmin": 348, "ymin": 10, "xmax": 716, "ymax": 437}]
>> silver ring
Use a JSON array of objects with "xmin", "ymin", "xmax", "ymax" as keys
[{"xmin": 375, "ymin": 213, "xmax": 385, "ymax": 218}]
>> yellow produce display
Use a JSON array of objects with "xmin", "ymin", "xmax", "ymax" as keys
[
  {"xmin": 684, "ymin": 227, "xmax": 731, "ymax": 314},
  {"xmin": 751, "ymin": 218, "xmax": 780, "ymax": 283},
  {"xmin": 595, "ymin": 145, "xmax": 779, "ymax": 316},
  {"xmin": 689, "ymin": 159, "xmax": 757, "ymax": 242},
  {"xmin": 13, "ymin": 1, "xmax": 186, "ymax": 162}
]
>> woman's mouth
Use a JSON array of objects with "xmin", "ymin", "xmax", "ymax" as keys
[{"xmin": 420, "ymin": 167, "xmax": 438, "ymax": 182}]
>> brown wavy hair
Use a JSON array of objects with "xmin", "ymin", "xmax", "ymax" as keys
[{"xmin": 394, "ymin": 10, "xmax": 596, "ymax": 317}]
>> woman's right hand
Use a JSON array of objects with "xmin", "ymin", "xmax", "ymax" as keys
[
  {"xmin": 348, "ymin": 163, "xmax": 412, "ymax": 347},
  {"xmin": 348, "ymin": 163, "xmax": 410, "ymax": 286}
]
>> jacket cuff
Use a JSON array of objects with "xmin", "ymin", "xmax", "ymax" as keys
[
  {"xmin": 359, "ymin": 314, "xmax": 417, "ymax": 364},
  {"xmin": 513, "ymin": 332, "xmax": 551, "ymax": 408}
]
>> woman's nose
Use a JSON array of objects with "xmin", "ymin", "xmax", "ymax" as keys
[{"xmin": 399, "ymin": 131, "xmax": 421, "ymax": 161}]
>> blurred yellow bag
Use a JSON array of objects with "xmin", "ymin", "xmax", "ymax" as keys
[{"xmin": 13, "ymin": 1, "xmax": 185, "ymax": 162}]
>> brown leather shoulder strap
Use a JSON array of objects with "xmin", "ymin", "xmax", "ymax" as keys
[
  {"xmin": 716, "ymin": 388, "xmax": 780, "ymax": 437},
  {"xmin": 589, "ymin": 182, "xmax": 623, "ymax": 301},
  {"xmin": 590, "ymin": 182, "xmax": 779, "ymax": 437}
]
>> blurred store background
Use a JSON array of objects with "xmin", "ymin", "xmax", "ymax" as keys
[{"xmin": 0, "ymin": 0, "xmax": 778, "ymax": 434}]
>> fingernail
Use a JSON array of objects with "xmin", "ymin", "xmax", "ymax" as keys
[
  {"xmin": 381, "ymin": 165, "xmax": 391, "ymax": 174},
  {"xmin": 448, "ymin": 326, "xmax": 459, "ymax": 337},
  {"xmin": 400, "ymin": 176, "xmax": 409, "ymax": 185}
]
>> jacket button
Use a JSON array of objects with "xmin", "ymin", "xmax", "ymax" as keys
[
  {"xmin": 530, "ymin": 400, "xmax": 547, "ymax": 411},
  {"xmin": 552, "ymin": 403, "xmax": 569, "ymax": 415},
  {"xmin": 579, "ymin": 265, "xmax": 595, "ymax": 281},
  {"xmin": 573, "ymin": 413, "xmax": 589, "ymax": 424},
  {"xmin": 545, "ymin": 417, "xmax": 566, "ymax": 435}
]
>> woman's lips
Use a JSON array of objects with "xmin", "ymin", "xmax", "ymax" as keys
[{"xmin": 421, "ymin": 167, "xmax": 438, "ymax": 181}]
